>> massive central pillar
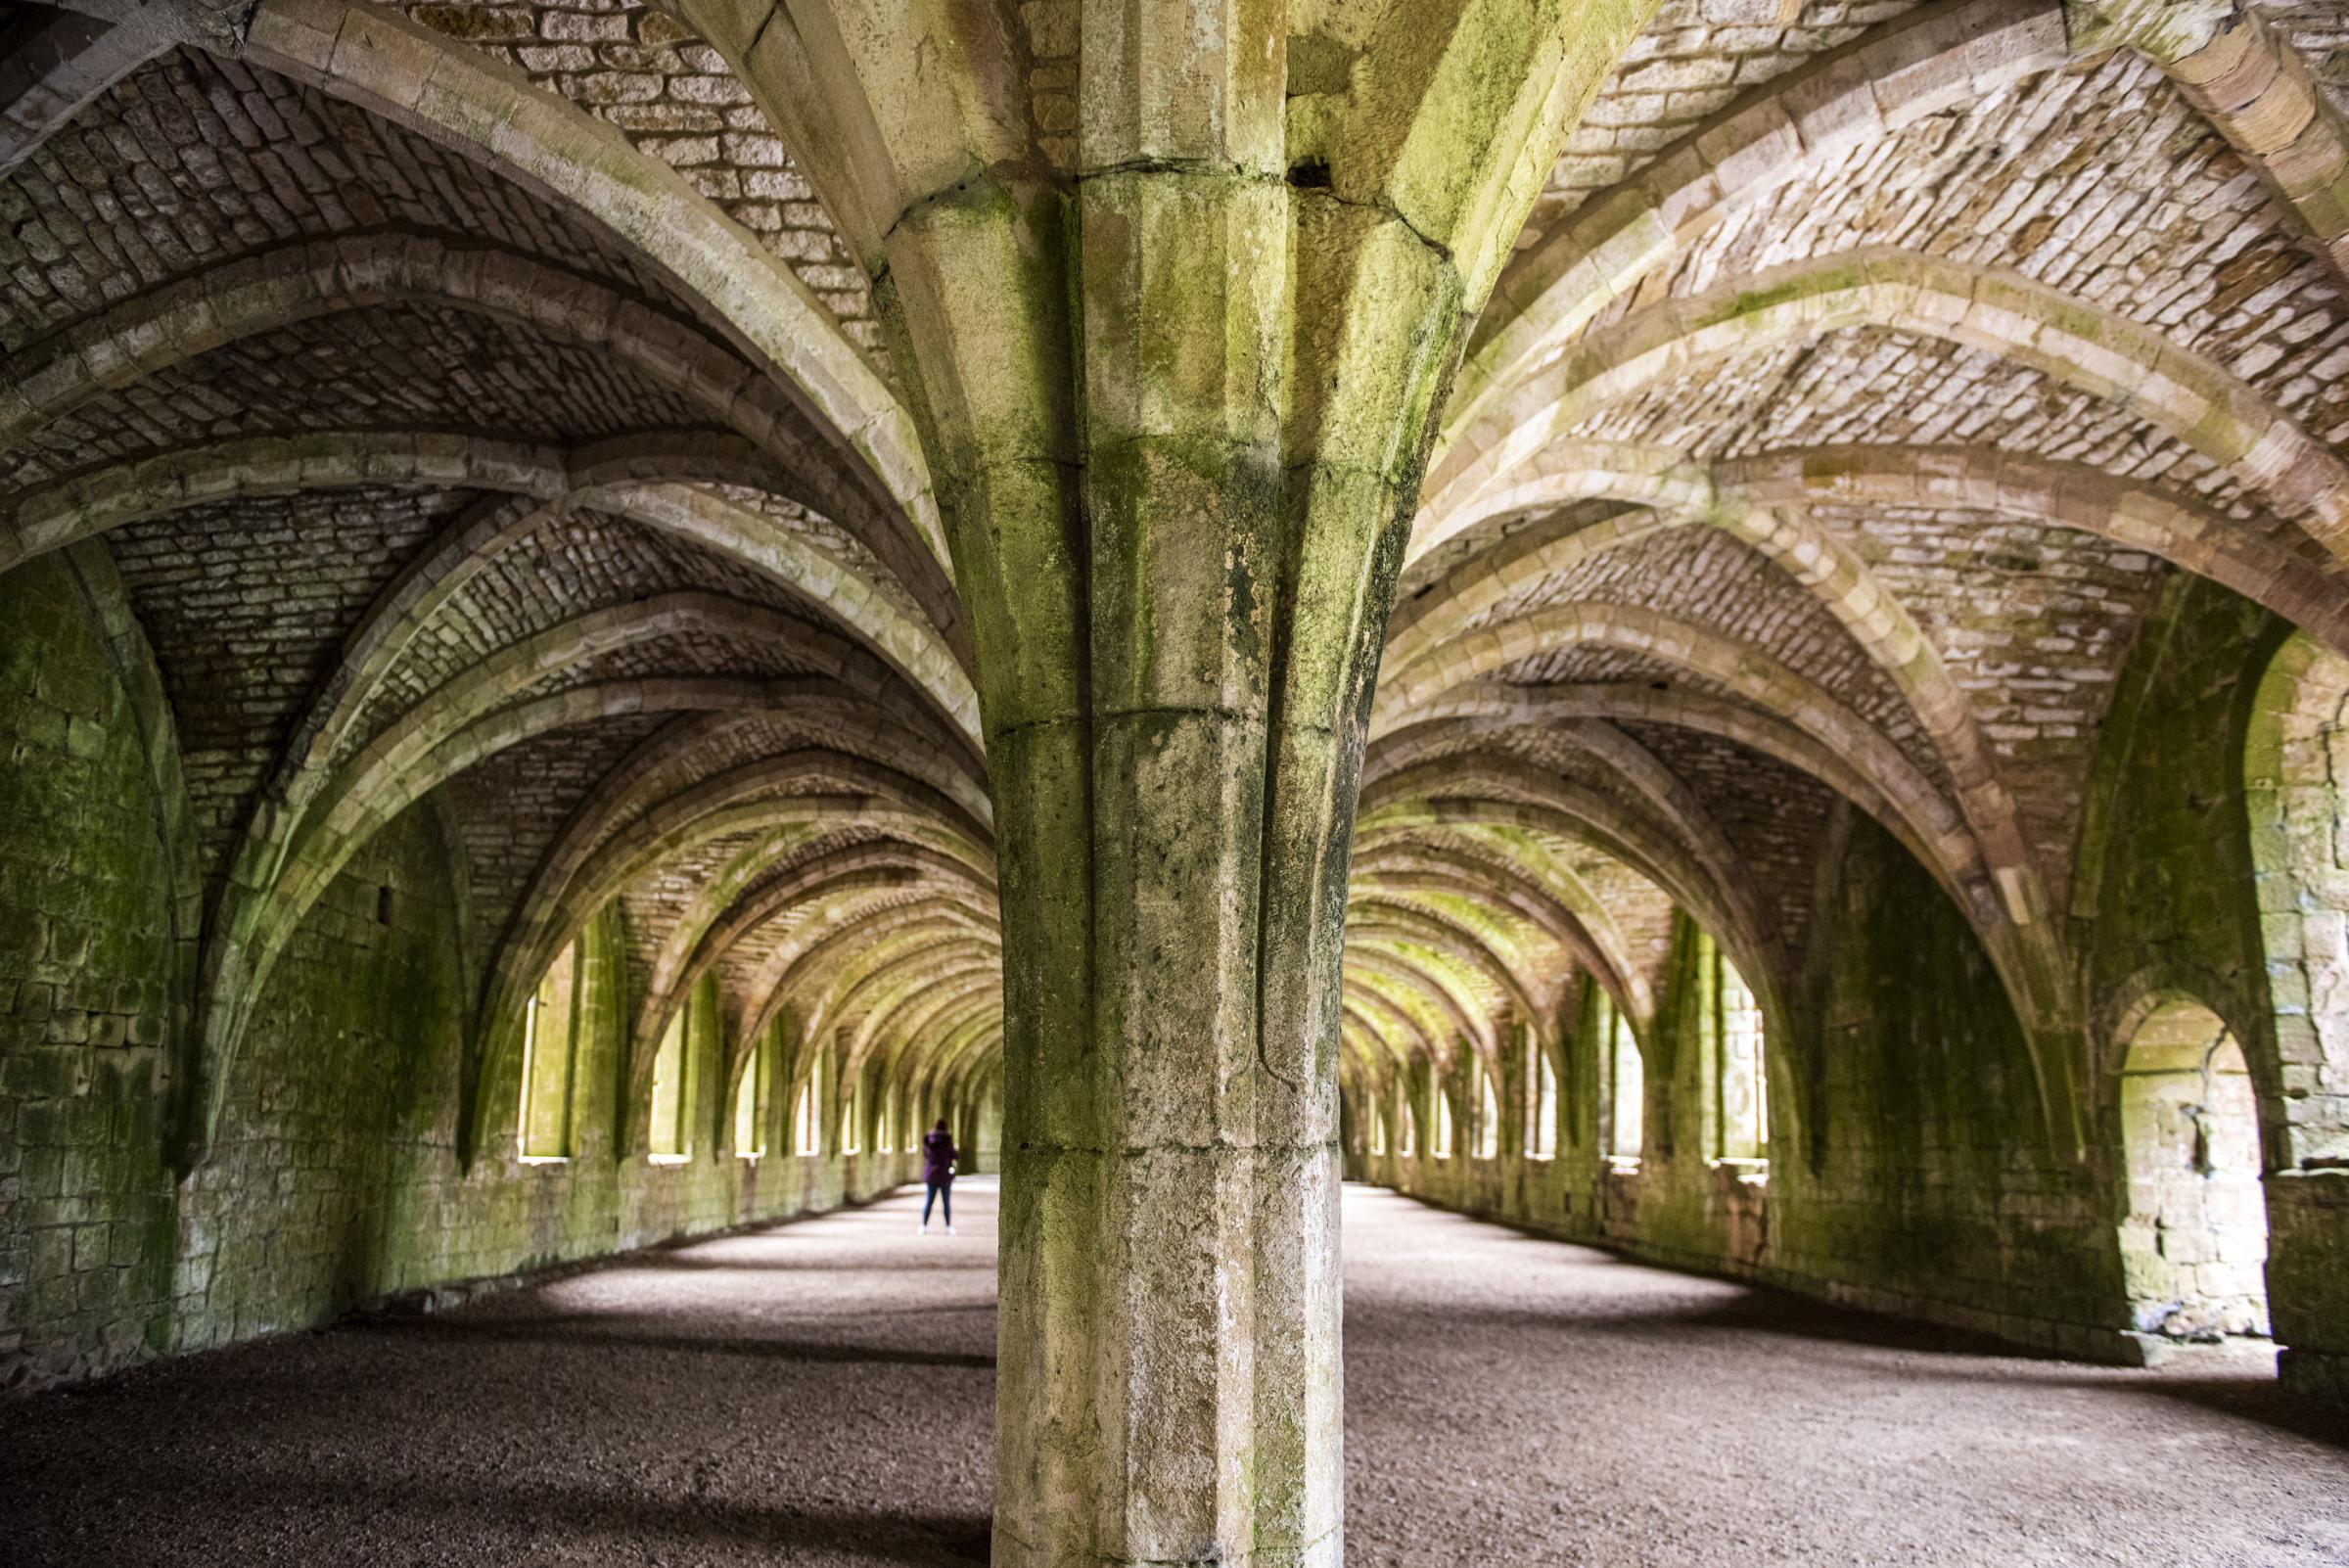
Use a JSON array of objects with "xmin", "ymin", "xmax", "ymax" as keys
[{"xmin": 672, "ymin": 1, "xmax": 1644, "ymax": 1560}]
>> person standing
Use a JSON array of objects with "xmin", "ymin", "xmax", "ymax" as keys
[{"xmin": 920, "ymin": 1119, "xmax": 957, "ymax": 1235}]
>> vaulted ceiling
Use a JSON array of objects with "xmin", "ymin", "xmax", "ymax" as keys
[{"xmin": 6, "ymin": 0, "xmax": 2345, "ymax": 1153}]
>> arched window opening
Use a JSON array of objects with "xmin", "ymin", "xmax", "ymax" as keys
[
  {"xmin": 1524, "ymin": 1029, "xmax": 1558, "ymax": 1161},
  {"xmin": 1601, "ymin": 992, "xmax": 1642, "ymax": 1167},
  {"xmin": 2246, "ymin": 634, "xmax": 2349, "ymax": 1172},
  {"xmin": 1432, "ymin": 1075, "xmax": 1455, "ymax": 1160},
  {"xmin": 2118, "ymin": 1001, "xmax": 2270, "ymax": 1343},
  {"xmin": 648, "ymin": 998, "xmax": 695, "ymax": 1163},
  {"xmin": 879, "ymin": 1082, "xmax": 898, "ymax": 1154},
  {"xmin": 518, "ymin": 940, "xmax": 578, "ymax": 1162},
  {"xmin": 1370, "ymin": 1101, "xmax": 1389, "ymax": 1157},
  {"xmin": 843, "ymin": 1071, "xmax": 865, "ymax": 1156},
  {"xmin": 733, "ymin": 1036, "xmax": 767, "ymax": 1159},
  {"xmin": 1712, "ymin": 940, "xmax": 1767, "ymax": 1168},
  {"xmin": 792, "ymin": 1042, "xmax": 826, "ymax": 1156},
  {"xmin": 1475, "ymin": 1058, "xmax": 1499, "ymax": 1160},
  {"xmin": 1399, "ymin": 1092, "xmax": 1418, "ymax": 1159}
]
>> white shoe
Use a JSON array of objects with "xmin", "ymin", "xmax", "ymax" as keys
[
  {"xmin": 945, "ymin": 1224, "xmax": 956, "ymax": 1235},
  {"xmin": 919, "ymin": 1222, "xmax": 929, "ymax": 1234}
]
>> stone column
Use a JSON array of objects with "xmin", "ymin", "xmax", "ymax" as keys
[{"xmin": 669, "ymin": 0, "xmax": 1647, "ymax": 1559}]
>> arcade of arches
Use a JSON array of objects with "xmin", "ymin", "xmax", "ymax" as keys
[{"xmin": 2, "ymin": 0, "xmax": 2348, "ymax": 1560}]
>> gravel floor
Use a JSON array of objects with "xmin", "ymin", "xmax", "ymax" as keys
[{"xmin": 3, "ymin": 1180, "xmax": 2342, "ymax": 1566}]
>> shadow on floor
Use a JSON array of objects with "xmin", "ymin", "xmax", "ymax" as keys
[
  {"xmin": 1362, "ymin": 1276, "xmax": 2044, "ymax": 1361},
  {"xmin": 347, "ymin": 1314, "xmax": 998, "ymax": 1369},
  {"xmin": 15, "ymin": 1453, "xmax": 993, "ymax": 1568},
  {"xmin": 1398, "ymin": 1254, "xmax": 2346, "ymax": 1451},
  {"xmin": 595, "ymin": 1251, "xmax": 989, "ymax": 1274},
  {"xmin": 1580, "ymin": 1282, "xmax": 2061, "ymax": 1358},
  {"xmin": 1873, "ymin": 1363, "xmax": 2349, "ymax": 1449}
]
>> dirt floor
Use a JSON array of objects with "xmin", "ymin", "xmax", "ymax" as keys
[{"xmin": 3, "ymin": 1179, "xmax": 2343, "ymax": 1566}]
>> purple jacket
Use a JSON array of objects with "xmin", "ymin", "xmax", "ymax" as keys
[{"xmin": 922, "ymin": 1130, "xmax": 957, "ymax": 1184}]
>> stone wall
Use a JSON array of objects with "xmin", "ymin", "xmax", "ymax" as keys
[
  {"xmin": 12, "ymin": 538, "xmax": 2344, "ymax": 1395},
  {"xmin": 1353, "ymin": 574, "xmax": 2349, "ymax": 1389},
  {"xmin": 0, "ymin": 552, "xmax": 918, "ymax": 1394},
  {"xmin": 1352, "ymin": 847, "xmax": 2127, "ymax": 1362},
  {"xmin": 0, "ymin": 550, "xmax": 183, "ymax": 1382},
  {"xmin": 2078, "ymin": 574, "xmax": 2349, "ymax": 1397}
]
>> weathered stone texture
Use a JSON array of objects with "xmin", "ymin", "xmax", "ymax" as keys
[
  {"xmin": 2258, "ymin": 0, "xmax": 2349, "ymax": 107},
  {"xmin": 439, "ymin": 712, "xmax": 670, "ymax": 960},
  {"xmin": 1811, "ymin": 500, "xmax": 2169, "ymax": 905},
  {"xmin": 610, "ymin": 812, "xmax": 943, "ymax": 1005},
  {"xmin": 10, "ymin": 0, "xmax": 2349, "ymax": 1486},
  {"xmin": 2070, "ymin": 574, "xmax": 2349, "ymax": 1387},
  {"xmin": 1475, "ymin": 524, "xmax": 1937, "ymax": 767},
  {"xmin": 1357, "ymin": 823, "xmax": 2127, "ymax": 1361},
  {"xmin": 340, "ymin": 509, "xmax": 834, "ymax": 743},
  {"xmin": 0, "ymin": 306, "xmax": 715, "ymax": 498},
  {"xmin": 1619, "ymin": 718, "xmax": 1842, "ymax": 941},
  {"xmin": 1016, "ymin": 0, "xmax": 1079, "ymax": 167},
  {"xmin": 1660, "ymin": 52, "xmax": 2349, "ymax": 441},
  {"xmin": 707, "ymin": 482, "xmax": 928, "ymax": 625},
  {"xmin": 1529, "ymin": 0, "xmax": 1927, "ymax": 238},
  {"xmin": 106, "ymin": 485, "xmax": 471, "ymax": 883},
  {"xmin": 0, "ymin": 571, "xmax": 922, "ymax": 1390},
  {"xmin": 0, "ymin": 44, "xmax": 706, "ymax": 348},
  {"xmin": 1493, "ymin": 639, "xmax": 1734, "ymax": 699},
  {"xmin": 1569, "ymin": 333, "xmax": 2263, "ymax": 527},
  {"xmin": 1363, "ymin": 573, "xmax": 2349, "ymax": 1384},
  {"xmin": 396, "ymin": 0, "xmax": 882, "ymax": 356},
  {"xmin": 0, "ymin": 555, "xmax": 179, "ymax": 1388}
]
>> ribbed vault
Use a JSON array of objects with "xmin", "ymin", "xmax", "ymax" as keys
[{"xmin": 8, "ymin": 0, "xmax": 2349, "ymax": 1498}]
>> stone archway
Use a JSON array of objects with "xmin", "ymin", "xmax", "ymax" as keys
[
  {"xmin": 2246, "ymin": 634, "xmax": 2349, "ymax": 1171},
  {"xmin": 2239, "ymin": 632, "xmax": 2349, "ymax": 1394},
  {"xmin": 2116, "ymin": 1000, "xmax": 2271, "ymax": 1344}
]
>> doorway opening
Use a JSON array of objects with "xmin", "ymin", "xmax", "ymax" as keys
[{"xmin": 2116, "ymin": 1001, "xmax": 2270, "ymax": 1342}]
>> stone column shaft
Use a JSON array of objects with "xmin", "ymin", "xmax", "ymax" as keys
[{"xmin": 667, "ymin": 1, "xmax": 1643, "ymax": 1559}]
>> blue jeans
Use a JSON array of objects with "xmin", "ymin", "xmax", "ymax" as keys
[{"xmin": 923, "ymin": 1180, "xmax": 951, "ymax": 1225}]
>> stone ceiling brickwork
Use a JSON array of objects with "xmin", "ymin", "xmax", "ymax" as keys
[
  {"xmin": 2259, "ymin": 0, "xmax": 2349, "ymax": 98},
  {"xmin": 0, "ymin": 308, "xmax": 713, "ymax": 492},
  {"xmin": 397, "ymin": 0, "xmax": 883, "ymax": 358},
  {"xmin": 8, "ymin": 0, "xmax": 2349, "ymax": 1175},
  {"xmin": 105, "ymin": 485, "xmax": 473, "ymax": 873},
  {"xmin": 1534, "ymin": 0, "xmax": 1926, "ymax": 236},
  {"xmin": 0, "ymin": 43, "xmax": 700, "ymax": 339}
]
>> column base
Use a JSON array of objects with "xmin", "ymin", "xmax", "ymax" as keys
[
  {"xmin": 991, "ymin": 1527, "xmax": 1342, "ymax": 1568},
  {"xmin": 2279, "ymin": 1347, "xmax": 2349, "ymax": 1400}
]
